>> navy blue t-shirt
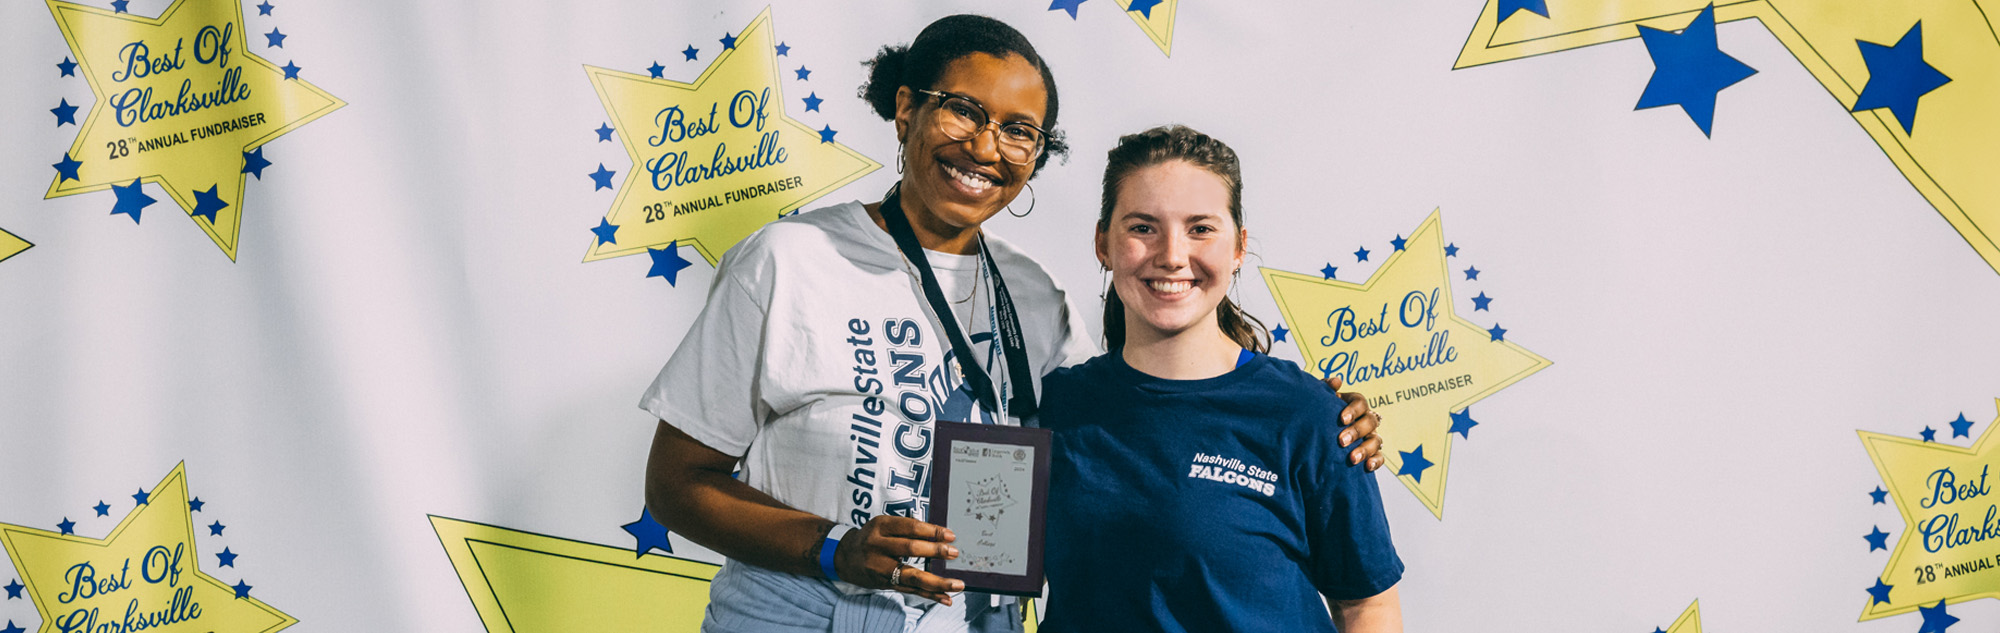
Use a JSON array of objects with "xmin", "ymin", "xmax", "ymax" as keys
[{"xmin": 1038, "ymin": 351, "xmax": 1402, "ymax": 633}]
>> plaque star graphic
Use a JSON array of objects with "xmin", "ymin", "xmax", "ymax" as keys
[
  {"xmin": 581, "ymin": 8, "xmax": 878, "ymax": 268},
  {"xmin": 1857, "ymin": 402, "xmax": 2000, "ymax": 620},
  {"xmin": 432, "ymin": 516, "xmax": 721, "ymax": 631},
  {"xmin": 1263, "ymin": 209, "xmax": 1550, "ymax": 518},
  {"xmin": 1455, "ymin": 0, "xmax": 2000, "ymax": 279},
  {"xmin": 45, "ymin": 0, "xmax": 344, "ymax": 260},
  {"xmin": 0, "ymin": 463, "xmax": 296, "ymax": 631}
]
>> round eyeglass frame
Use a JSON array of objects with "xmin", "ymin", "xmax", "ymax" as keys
[{"xmin": 913, "ymin": 88, "xmax": 1048, "ymax": 166}]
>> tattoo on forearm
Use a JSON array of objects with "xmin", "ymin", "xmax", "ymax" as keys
[{"xmin": 804, "ymin": 521, "xmax": 835, "ymax": 568}]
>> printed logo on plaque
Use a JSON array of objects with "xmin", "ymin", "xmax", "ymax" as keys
[{"xmin": 1263, "ymin": 209, "xmax": 1549, "ymax": 518}]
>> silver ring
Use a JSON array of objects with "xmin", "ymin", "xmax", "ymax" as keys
[{"xmin": 889, "ymin": 565, "xmax": 903, "ymax": 587}]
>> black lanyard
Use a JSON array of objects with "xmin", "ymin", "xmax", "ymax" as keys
[{"xmin": 878, "ymin": 186, "xmax": 1038, "ymax": 420}]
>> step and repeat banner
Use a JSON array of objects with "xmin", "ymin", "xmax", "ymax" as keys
[{"xmin": 4, "ymin": 0, "xmax": 1999, "ymax": 631}]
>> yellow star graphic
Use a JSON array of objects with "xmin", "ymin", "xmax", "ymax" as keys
[
  {"xmin": 0, "ymin": 228, "xmax": 31, "ymax": 265},
  {"xmin": 1455, "ymin": 0, "xmax": 2000, "ymax": 277},
  {"xmin": 1262, "ymin": 209, "xmax": 1550, "ymax": 519},
  {"xmin": 1665, "ymin": 599, "xmax": 1703, "ymax": 633},
  {"xmin": 1857, "ymin": 401, "xmax": 2000, "ymax": 620},
  {"xmin": 1111, "ymin": 0, "xmax": 1179, "ymax": 57},
  {"xmin": 431, "ymin": 516, "xmax": 1045, "ymax": 632},
  {"xmin": 44, "ymin": 0, "xmax": 344, "ymax": 261},
  {"xmin": 582, "ymin": 7, "xmax": 879, "ymax": 267},
  {"xmin": 0, "ymin": 463, "xmax": 296, "ymax": 633}
]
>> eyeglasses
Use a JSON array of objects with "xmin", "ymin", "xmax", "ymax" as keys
[{"xmin": 914, "ymin": 89, "xmax": 1048, "ymax": 166}]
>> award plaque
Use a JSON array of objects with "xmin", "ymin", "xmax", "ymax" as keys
[{"xmin": 926, "ymin": 420, "xmax": 1051, "ymax": 596}]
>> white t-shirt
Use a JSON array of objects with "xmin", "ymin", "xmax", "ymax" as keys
[{"xmin": 641, "ymin": 201, "xmax": 1096, "ymax": 528}]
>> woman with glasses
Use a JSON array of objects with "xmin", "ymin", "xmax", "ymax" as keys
[{"xmin": 638, "ymin": 14, "xmax": 1386, "ymax": 633}]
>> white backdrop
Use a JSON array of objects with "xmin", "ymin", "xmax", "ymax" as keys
[{"xmin": 4, "ymin": 0, "xmax": 1999, "ymax": 631}]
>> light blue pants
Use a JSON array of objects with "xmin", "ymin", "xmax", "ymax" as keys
[{"xmin": 700, "ymin": 561, "xmax": 1023, "ymax": 633}]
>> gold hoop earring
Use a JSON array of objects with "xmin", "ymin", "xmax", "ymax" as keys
[{"xmin": 1007, "ymin": 183, "xmax": 1035, "ymax": 218}]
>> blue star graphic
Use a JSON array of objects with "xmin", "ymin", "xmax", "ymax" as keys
[
  {"xmin": 216, "ymin": 547, "xmax": 238, "ymax": 567},
  {"xmin": 256, "ymin": 1, "xmax": 274, "ymax": 15},
  {"xmin": 53, "ymin": 152, "xmax": 83, "ymax": 182},
  {"xmin": 818, "ymin": 125, "xmax": 838, "ymax": 143},
  {"xmin": 1634, "ymin": 4, "xmax": 1757, "ymax": 137},
  {"xmin": 3, "ymin": 578, "xmax": 21, "ymax": 599},
  {"xmin": 52, "ymin": 99, "xmax": 79, "ymax": 126},
  {"xmin": 1390, "ymin": 235, "xmax": 1407, "ymax": 251},
  {"xmin": 1271, "ymin": 323, "xmax": 1289, "ymax": 343},
  {"xmin": 682, "ymin": 45, "xmax": 699, "ymax": 61},
  {"xmin": 1444, "ymin": 243, "xmax": 1459, "ymax": 257},
  {"xmin": 1464, "ymin": 266, "xmax": 1481, "ymax": 280},
  {"xmin": 719, "ymin": 32, "xmax": 737, "ymax": 50},
  {"xmin": 208, "ymin": 521, "xmax": 226, "ymax": 536},
  {"xmin": 1487, "ymin": 324, "xmax": 1508, "ymax": 342},
  {"xmin": 1496, "ymin": 0, "xmax": 1548, "ymax": 22},
  {"xmin": 93, "ymin": 501, "xmax": 111, "ymax": 516},
  {"xmin": 1870, "ymin": 487, "xmax": 1888, "ymax": 504},
  {"xmin": 1049, "ymin": 0, "xmax": 1088, "ymax": 19},
  {"xmin": 1471, "ymin": 292, "xmax": 1493, "ymax": 311},
  {"xmin": 265, "ymin": 27, "xmax": 286, "ymax": 48},
  {"xmin": 111, "ymin": 0, "xmax": 128, "ymax": 12},
  {"xmin": 774, "ymin": 42, "xmax": 790, "ymax": 56},
  {"xmin": 1398, "ymin": 445, "xmax": 1434, "ymax": 483},
  {"xmin": 1354, "ymin": 246, "xmax": 1370, "ymax": 262},
  {"xmin": 648, "ymin": 242, "xmax": 694, "ymax": 285},
  {"xmin": 1865, "ymin": 578, "xmax": 1893, "ymax": 605},
  {"xmin": 589, "ymin": 163, "xmax": 616, "ymax": 190},
  {"xmin": 1850, "ymin": 22, "xmax": 1951, "ymax": 135},
  {"xmin": 58, "ymin": 56, "xmax": 78, "ymax": 76},
  {"xmin": 191, "ymin": 185, "xmax": 229, "ymax": 223},
  {"xmin": 1949, "ymin": 413, "xmax": 1973, "ymax": 438},
  {"xmin": 1321, "ymin": 264, "xmax": 1338, "ymax": 279},
  {"xmin": 647, "ymin": 61, "xmax": 665, "ymax": 78},
  {"xmin": 1864, "ymin": 525, "xmax": 1890, "ymax": 551},
  {"xmin": 242, "ymin": 148, "xmax": 272, "ymax": 179},
  {"xmin": 591, "ymin": 218, "xmax": 620, "ymax": 245},
  {"xmin": 1921, "ymin": 426, "xmax": 1937, "ymax": 442},
  {"xmin": 132, "ymin": 488, "xmax": 151, "ymax": 506},
  {"xmin": 622, "ymin": 506, "xmax": 674, "ymax": 556},
  {"xmin": 595, "ymin": 123, "xmax": 615, "ymax": 142},
  {"xmin": 58, "ymin": 518, "xmax": 76, "ymax": 535},
  {"xmin": 1127, "ymin": 0, "xmax": 1161, "ymax": 19},
  {"xmin": 795, "ymin": 66, "xmax": 812, "ymax": 81},
  {"xmin": 232, "ymin": 580, "xmax": 253, "ymax": 598},
  {"xmin": 188, "ymin": 497, "xmax": 205, "ymax": 512},
  {"xmin": 0, "ymin": 621, "xmax": 20, "ymax": 633},
  {"xmin": 1918, "ymin": 599, "xmax": 1958, "ymax": 632},
  {"xmin": 802, "ymin": 92, "xmax": 823, "ymax": 112},
  {"xmin": 1449, "ymin": 409, "xmax": 1480, "ymax": 438},
  {"xmin": 281, "ymin": 61, "xmax": 301, "ymax": 79},
  {"xmin": 111, "ymin": 178, "xmax": 154, "ymax": 223}
]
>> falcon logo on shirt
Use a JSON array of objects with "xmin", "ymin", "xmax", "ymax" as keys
[{"xmin": 1188, "ymin": 452, "xmax": 1277, "ymax": 496}]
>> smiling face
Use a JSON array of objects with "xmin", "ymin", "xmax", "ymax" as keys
[
  {"xmin": 892, "ymin": 52, "xmax": 1048, "ymax": 253},
  {"xmin": 1097, "ymin": 161, "xmax": 1247, "ymax": 343}
]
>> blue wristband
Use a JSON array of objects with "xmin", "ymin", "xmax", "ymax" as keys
[{"xmin": 819, "ymin": 524, "xmax": 855, "ymax": 582}]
